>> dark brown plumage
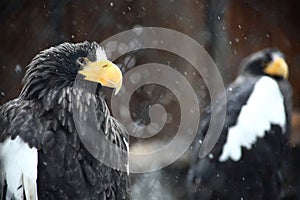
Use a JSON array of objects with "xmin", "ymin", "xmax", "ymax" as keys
[
  {"xmin": 188, "ymin": 48, "xmax": 292, "ymax": 200},
  {"xmin": 0, "ymin": 41, "xmax": 129, "ymax": 199}
]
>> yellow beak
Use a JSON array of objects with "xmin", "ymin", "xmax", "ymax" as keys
[
  {"xmin": 264, "ymin": 57, "xmax": 288, "ymax": 79},
  {"xmin": 78, "ymin": 59, "xmax": 122, "ymax": 95}
]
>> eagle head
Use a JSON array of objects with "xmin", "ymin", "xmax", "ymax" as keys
[
  {"xmin": 20, "ymin": 41, "xmax": 122, "ymax": 99},
  {"xmin": 241, "ymin": 48, "xmax": 288, "ymax": 79}
]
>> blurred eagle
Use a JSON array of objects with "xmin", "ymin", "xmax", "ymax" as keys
[
  {"xmin": 0, "ymin": 42, "xmax": 129, "ymax": 199},
  {"xmin": 188, "ymin": 49, "xmax": 292, "ymax": 199}
]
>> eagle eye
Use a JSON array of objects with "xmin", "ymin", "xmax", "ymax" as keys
[{"xmin": 77, "ymin": 57, "xmax": 87, "ymax": 66}]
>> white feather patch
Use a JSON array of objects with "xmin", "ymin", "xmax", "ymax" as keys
[
  {"xmin": 0, "ymin": 136, "xmax": 38, "ymax": 200},
  {"xmin": 96, "ymin": 47, "xmax": 107, "ymax": 61},
  {"xmin": 272, "ymin": 52, "xmax": 282, "ymax": 60},
  {"xmin": 219, "ymin": 76, "xmax": 286, "ymax": 162}
]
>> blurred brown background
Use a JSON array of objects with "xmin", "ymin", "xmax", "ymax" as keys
[
  {"xmin": 1, "ymin": 0, "xmax": 300, "ymax": 141},
  {"xmin": 1, "ymin": 0, "xmax": 300, "ymax": 199},
  {"xmin": 1, "ymin": 0, "xmax": 300, "ymax": 106}
]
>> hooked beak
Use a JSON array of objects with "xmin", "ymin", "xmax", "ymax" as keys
[
  {"xmin": 78, "ymin": 58, "xmax": 122, "ymax": 95},
  {"xmin": 264, "ymin": 57, "xmax": 288, "ymax": 79}
]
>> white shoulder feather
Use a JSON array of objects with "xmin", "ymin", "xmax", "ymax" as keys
[
  {"xmin": 219, "ymin": 76, "xmax": 286, "ymax": 162},
  {"xmin": 0, "ymin": 136, "xmax": 38, "ymax": 200}
]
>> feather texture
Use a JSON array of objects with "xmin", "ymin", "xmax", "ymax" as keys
[
  {"xmin": 0, "ymin": 42, "xmax": 129, "ymax": 199},
  {"xmin": 0, "ymin": 136, "xmax": 38, "ymax": 200}
]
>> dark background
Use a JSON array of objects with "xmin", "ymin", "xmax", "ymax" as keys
[
  {"xmin": 1, "ymin": 0, "xmax": 300, "ymax": 135},
  {"xmin": 1, "ymin": 0, "xmax": 300, "ymax": 106},
  {"xmin": 1, "ymin": 0, "xmax": 300, "ymax": 198}
]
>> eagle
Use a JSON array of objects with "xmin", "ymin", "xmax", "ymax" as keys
[
  {"xmin": 188, "ymin": 48, "xmax": 292, "ymax": 199},
  {"xmin": 0, "ymin": 41, "xmax": 129, "ymax": 199}
]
